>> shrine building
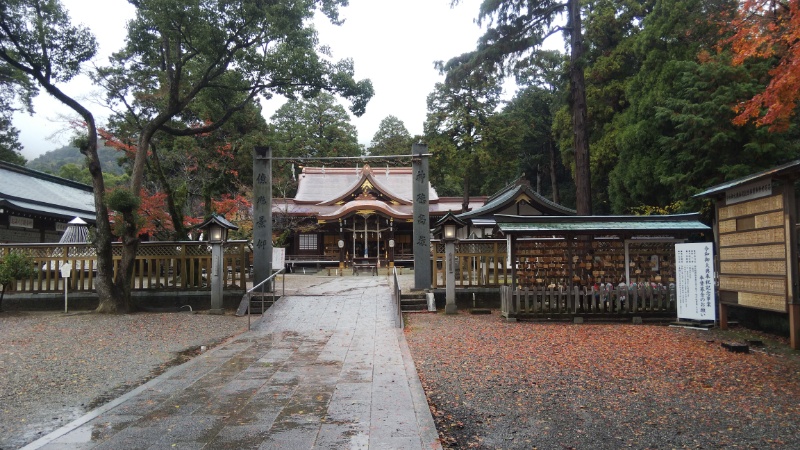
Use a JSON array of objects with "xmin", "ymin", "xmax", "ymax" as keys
[{"xmin": 271, "ymin": 164, "xmax": 486, "ymax": 267}]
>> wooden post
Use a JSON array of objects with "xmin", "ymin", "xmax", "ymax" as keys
[
  {"xmin": 784, "ymin": 183, "xmax": 800, "ymax": 349},
  {"xmin": 790, "ymin": 304, "xmax": 800, "ymax": 349},
  {"xmin": 719, "ymin": 302, "xmax": 728, "ymax": 329}
]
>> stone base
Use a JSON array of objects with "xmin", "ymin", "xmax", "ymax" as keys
[
  {"xmin": 445, "ymin": 303, "xmax": 458, "ymax": 315},
  {"xmin": 208, "ymin": 308, "xmax": 225, "ymax": 315},
  {"xmin": 722, "ymin": 341, "xmax": 749, "ymax": 353},
  {"xmin": 573, "ymin": 317, "xmax": 584, "ymax": 324}
]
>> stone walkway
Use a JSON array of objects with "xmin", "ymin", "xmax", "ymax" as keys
[{"xmin": 24, "ymin": 276, "xmax": 440, "ymax": 449}]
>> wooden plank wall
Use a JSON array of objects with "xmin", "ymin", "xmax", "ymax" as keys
[{"xmin": 717, "ymin": 193, "xmax": 789, "ymax": 312}]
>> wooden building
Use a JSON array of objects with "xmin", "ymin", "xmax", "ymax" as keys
[
  {"xmin": 456, "ymin": 177, "xmax": 576, "ymax": 238},
  {"xmin": 0, "ymin": 161, "xmax": 96, "ymax": 243},
  {"xmin": 696, "ymin": 160, "xmax": 800, "ymax": 348},
  {"xmin": 272, "ymin": 164, "xmax": 485, "ymax": 268}
]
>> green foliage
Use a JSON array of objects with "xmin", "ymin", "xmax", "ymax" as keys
[
  {"xmin": 444, "ymin": 0, "xmax": 592, "ymax": 213},
  {"xmin": 26, "ymin": 144, "xmax": 126, "ymax": 175},
  {"xmin": 424, "ymin": 72, "xmax": 502, "ymax": 197},
  {"xmin": 107, "ymin": 188, "xmax": 140, "ymax": 214},
  {"xmin": 0, "ymin": 0, "xmax": 97, "ymax": 83},
  {"xmin": 97, "ymin": 0, "xmax": 373, "ymax": 135},
  {"xmin": 0, "ymin": 116, "xmax": 25, "ymax": 165},
  {"xmin": 485, "ymin": 83, "xmax": 572, "ymax": 205},
  {"xmin": 56, "ymin": 162, "xmax": 129, "ymax": 187},
  {"xmin": 0, "ymin": 252, "xmax": 35, "ymax": 285},
  {"xmin": 367, "ymin": 116, "xmax": 413, "ymax": 156},
  {"xmin": 607, "ymin": 0, "xmax": 800, "ymax": 213},
  {"xmin": 268, "ymin": 93, "xmax": 361, "ymax": 158},
  {"xmin": 0, "ymin": 251, "xmax": 36, "ymax": 307}
]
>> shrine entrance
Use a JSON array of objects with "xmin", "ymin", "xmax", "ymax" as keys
[{"xmin": 252, "ymin": 144, "xmax": 432, "ymax": 290}]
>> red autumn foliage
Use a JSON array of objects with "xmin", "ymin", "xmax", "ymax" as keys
[
  {"xmin": 723, "ymin": 0, "xmax": 800, "ymax": 131},
  {"xmin": 98, "ymin": 126, "xmax": 249, "ymax": 239},
  {"xmin": 405, "ymin": 311, "xmax": 800, "ymax": 449},
  {"xmin": 99, "ymin": 128, "xmax": 138, "ymax": 158}
]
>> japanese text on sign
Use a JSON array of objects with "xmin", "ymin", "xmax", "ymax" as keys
[{"xmin": 676, "ymin": 242, "xmax": 716, "ymax": 321}]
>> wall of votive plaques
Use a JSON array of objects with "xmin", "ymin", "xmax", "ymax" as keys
[{"xmin": 515, "ymin": 239, "xmax": 676, "ymax": 288}]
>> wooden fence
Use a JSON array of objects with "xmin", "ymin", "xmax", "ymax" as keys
[
  {"xmin": 432, "ymin": 239, "xmax": 510, "ymax": 288},
  {"xmin": 0, "ymin": 241, "xmax": 250, "ymax": 293},
  {"xmin": 500, "ymin": 282, "xmax": 676, "ymax": 319}
]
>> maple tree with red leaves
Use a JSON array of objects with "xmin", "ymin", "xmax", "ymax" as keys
[
  {"xmin": 724, "ymin": 0, "xmax": 800, "ymax": 131},
  {"xmin": 99, "ymin": 128, "xmax": 252, "ymax": 240}
]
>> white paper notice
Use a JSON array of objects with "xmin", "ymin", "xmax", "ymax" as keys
[{"xmin": 676, "ymin": 242, "xmax": 716, "ymax": 321}]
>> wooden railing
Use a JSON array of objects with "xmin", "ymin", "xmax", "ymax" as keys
[
  {"xmin": 500, "ymin": 283, "xmax": 676, "ymax": 319},
  {"xmin": 0, "ymin": 241, "xmax": 250, "ymax": 294},
  {"xmin": 432, "ymin": 239, "xmax": 510, "ymax": 288}
]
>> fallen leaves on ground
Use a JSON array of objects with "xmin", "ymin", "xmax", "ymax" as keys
[{"xmin": 405, "ymin": 311, "xmax": 800, "ymax": 449}]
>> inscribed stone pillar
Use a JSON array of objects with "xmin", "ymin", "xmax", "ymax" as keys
[
  {"xmin": 445, "ymin": 240, "xmax": 456, "ymax": 314},
  {"xmin": 210, "ymin": 242, "xmax": 223, "ymax": 314},
  {"xmin": 253, "ymin": 146, "xmax": 272, "ymax": 287},
  {"xmin": 412, "ymin": 143, "xmax": 431, "ymax": 290}
]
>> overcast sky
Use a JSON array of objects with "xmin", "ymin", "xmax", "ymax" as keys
[{"xmin": 11, "ymin": 0, "xmax": 507, "ymax": 160}]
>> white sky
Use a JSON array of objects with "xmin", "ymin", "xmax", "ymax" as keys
[{"xmin": 12, "ymin": 0, "xmax": 509, "ymax": 160}]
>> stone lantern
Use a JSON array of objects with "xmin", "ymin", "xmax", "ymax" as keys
[
  {"xmin": 198, "ymin": 214, "xmax": 238, "ymax": 314},
  {"xmin": 435, "ymin": 211, "xmax": 466, "ymax": 314}
]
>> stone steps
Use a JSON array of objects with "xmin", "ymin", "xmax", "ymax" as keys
[{"xmin": 401, "ymin": 292, "xmax": 432, "ymax": 313}]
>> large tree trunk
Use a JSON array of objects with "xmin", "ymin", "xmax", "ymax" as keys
[
  {"xmin": 548, "ymin": 140, "xmax": 560, "ymax": 204},
  {"xmin": 110, "ymin": 124, "xmax": 161, "ymax": 313},
  {"xmin": 82, "ymin": 122, "xmax": 126, "ymax": 313},
  {"xmin": 569, "ymin": 0, "xmax": 592, "ymax": 215},
  {"xmin": 150, "ymin": 144, "xmax": 187, "ymax": 239},
  {"xmin": 32, "ymin": 82, "xmax": 124, "ymax": 312}
]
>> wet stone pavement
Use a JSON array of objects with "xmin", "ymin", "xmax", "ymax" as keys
[{"xmin": 26, "ymin": 277, "xmax": 439, "ymax": 450}]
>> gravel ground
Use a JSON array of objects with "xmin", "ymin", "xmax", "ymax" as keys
[
  {"xmin": 405, "ymin": 310, "xmax": 800, "ymax": 450},
  {"xmin": 0, "ymin": 310, "xmax": 249, "ymax": 449}
]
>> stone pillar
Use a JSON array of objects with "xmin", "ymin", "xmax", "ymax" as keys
[
  {"xmin": 210, "ymin": 242, "xmax": 223, "ymax": 314},
  {"xmin": 338, "ymin": 218, "xmax": 345, "ymax": 270},
  {"xmin": 388, "ymin": 218, "xmax": 395, "ymax": 268},
  {"xmin": 253, "ymin": 146, "xmax": 272, "ymax": 287},
  {"xmin": 445, "ymin": 240, "xmax": 457, "ymax": 314},
  {"xmin": 412, "ymin": 143, "xmax": 431, "ymax": 290}
]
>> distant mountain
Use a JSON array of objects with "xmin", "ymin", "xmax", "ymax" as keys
[{"xmin": 26, "ymin": 144, "xmax": 126, "ymax": 175}]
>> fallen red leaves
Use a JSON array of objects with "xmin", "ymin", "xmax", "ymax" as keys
[{"xmin": 405, "ymin": 311, "xmax": 800, "ymax": 449}]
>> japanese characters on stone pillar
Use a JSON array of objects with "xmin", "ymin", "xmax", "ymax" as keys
[
  {"xmin": 253, "ymin": 146, "xmax": 272, "ymax": 286},
  {"xmin": 412, "ymin": 143, "xmax": 431, "ymax": 290}
]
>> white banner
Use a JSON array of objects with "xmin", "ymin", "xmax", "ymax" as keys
[{"xmin": 676, "ymin": 242, "xmax": 716, "ymax": 321}]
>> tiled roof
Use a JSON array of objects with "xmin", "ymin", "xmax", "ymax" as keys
[
  {"xmin": 294, "ymin": 166, "xmax": 439, "ymax": 203},
  {"xmin": 0, "ymin": 161, "xmax": 96, "ymax": 221},
  {"xmin": 458, "ymin": 181, "xmax": 576, "ymax": 220}
]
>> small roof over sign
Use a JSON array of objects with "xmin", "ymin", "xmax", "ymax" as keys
[
  {"xmin": 694, "ymin": 159, "xmax": 800, "ymax": 198},
  {"xmin": 496, "ymin": 213, "xmax": 710, "ymax": 236}
]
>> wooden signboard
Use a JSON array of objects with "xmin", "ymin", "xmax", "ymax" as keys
[{"xmin": 717, "ymin": 187, "xmax": 790, "ymax": 313}]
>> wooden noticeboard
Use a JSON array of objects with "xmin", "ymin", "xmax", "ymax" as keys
[
  {"xmin": 717, "ymin": 188, "xmax": 792, "ymax": 313},
  {"xmin": 698, "ymin": 162, "xmax": 800, "ymax": 349}
]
